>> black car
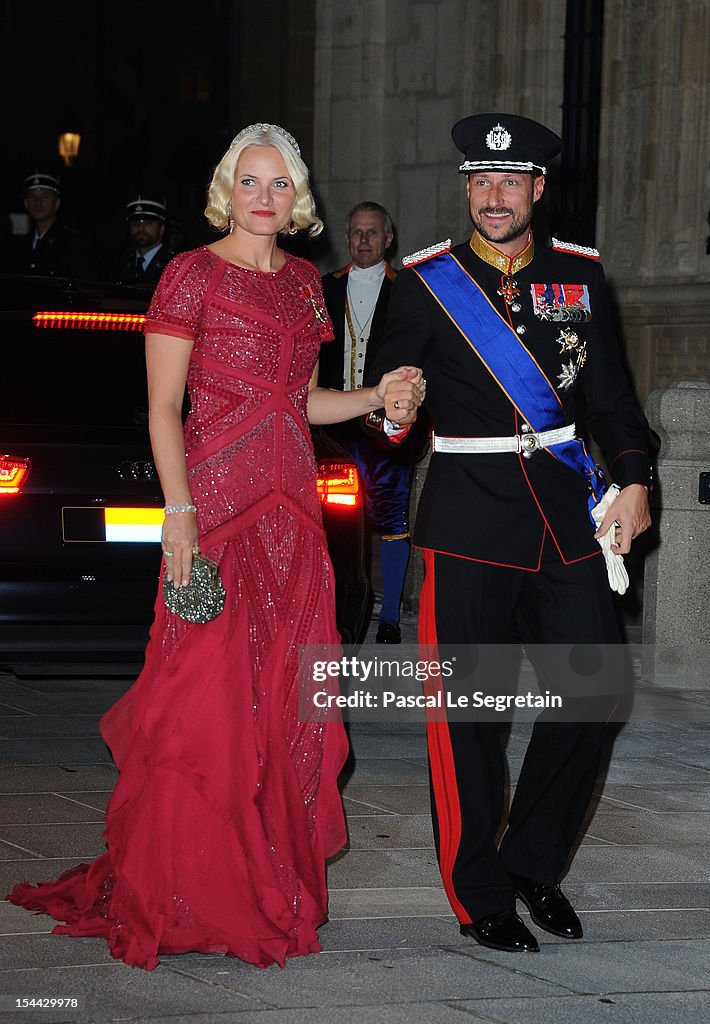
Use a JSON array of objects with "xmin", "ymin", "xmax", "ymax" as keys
[{"xmin": 0, "ymin": 275, "xmax": 371, "ymax": 651}]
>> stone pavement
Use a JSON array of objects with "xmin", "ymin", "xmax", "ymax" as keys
[{"xmin": 0, "ymin": 615, "xmax": 708, "ymax": 1024}]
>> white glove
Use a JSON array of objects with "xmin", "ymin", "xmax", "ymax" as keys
[{"xmin": 591, "ymin": 484, "xmax": 629, "ymax": 595}]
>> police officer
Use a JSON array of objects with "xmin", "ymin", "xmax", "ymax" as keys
[
  {"xmin": 366, "ymin": 114, "xmax": 652, "ymax": 953},
  {"xmin": 114, "ymin": 197, "xmax": 175, "ymax": 288},
  {"xmin": 18, "ymin": 170, "xmax": 95, "ymax": 278}
]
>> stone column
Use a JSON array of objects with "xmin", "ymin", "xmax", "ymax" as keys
[
  {"xmin": 598, "ymin": 0, "xmax": 710, "ymax": 405},
  {"xmin": 643, "ymin": 380, "xmax": 710, "ymax": 686}
]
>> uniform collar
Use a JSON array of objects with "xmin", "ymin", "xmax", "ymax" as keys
[{"xmin": 469, "ymin": 231, "xmax": 534, "ymax": 274}]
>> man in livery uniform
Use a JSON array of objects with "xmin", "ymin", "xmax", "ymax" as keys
[
  {"xmin": 365, "ymin": 114, "xmax": 652, "ymax": 952},
  {"xmin": 320, "ymin": 201, "xmax": 423, "ymax": 643}
]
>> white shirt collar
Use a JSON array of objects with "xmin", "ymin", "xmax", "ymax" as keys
[
  {"xmin": 349, "ymin": 260, "xmax": 386, "ymax": 283},
  {"xmin": 139, "ymin": 243, "xmax": 162, "ymax": 267}
]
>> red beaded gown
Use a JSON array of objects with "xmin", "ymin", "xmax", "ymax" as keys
[{"xmin": 7, "ymin": 247, "xmax": 349, "ymax": 970}]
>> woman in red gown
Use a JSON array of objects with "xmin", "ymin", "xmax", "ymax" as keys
[{"xmin": 6, "ymin": 124, "xmax": 424, "ymax": 970}]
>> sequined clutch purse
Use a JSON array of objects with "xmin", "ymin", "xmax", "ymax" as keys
[{"xmin": 162, "ymin": 550, "xmax": 226, "ymax": 623}]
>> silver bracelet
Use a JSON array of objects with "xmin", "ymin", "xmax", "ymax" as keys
[{"xmin": 164, "ymin": 503, "xmax": 197, "ymax": 515}]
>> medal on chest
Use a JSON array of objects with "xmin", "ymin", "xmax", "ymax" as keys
[
  {"xmin": 555, "ymin": 328, "xmax": 587, "ymax": 390},
  {"xmin": 530, "ymin": 282, "xmax": 591, "ymax": 322},
  {"xmin": 528, "ymin": 284, "xmax": 591, "ymax": 390},
  {"xmin": 300, "ymin": 283, "xmax": 328, "ymax": 323}
]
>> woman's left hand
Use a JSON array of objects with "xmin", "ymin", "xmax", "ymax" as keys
[{"xmin": 376, "ymin": 366, "xmax": 426, "ymax": 425}]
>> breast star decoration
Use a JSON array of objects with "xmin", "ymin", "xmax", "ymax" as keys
[{"xmin": 556, "ymin": 328, "xmax": 587, "ymax": 390}]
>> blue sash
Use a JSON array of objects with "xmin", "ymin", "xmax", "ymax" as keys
[{"xmin": 414, "ymin": 252, "xmax": 606, "ymax": 521}]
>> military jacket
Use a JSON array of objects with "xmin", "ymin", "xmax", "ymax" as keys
[
  {"xmin": 320, "ymin": 262, "xmax": 430, "ymax": 463},
  {"xmin": 365, "ymin": 234, "xmax": 652, "ymax": 569}
]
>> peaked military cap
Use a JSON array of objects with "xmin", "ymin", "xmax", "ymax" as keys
[
  {"xmin": 126, "ymin": 197, "xmax": 166, "ymax": 222},
  {"xmin": 23, "ymin": 170, "xmax": 60, "ymax": 194},
  {"xmin": 452, "ymin": 113, "xmax": 562, "ymax": 176}
]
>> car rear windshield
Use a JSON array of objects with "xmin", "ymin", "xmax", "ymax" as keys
[{"xmin": 2, "ymin": 322, "xmax": 150, "ymax": 431}]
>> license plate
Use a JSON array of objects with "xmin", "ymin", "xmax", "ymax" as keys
[{"xmin": 62, "ymin": 506, "xmax": 163, "ymax": 543}]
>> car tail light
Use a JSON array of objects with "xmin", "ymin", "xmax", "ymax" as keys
[
  {"xmin": 33, "ymin": 312, "xmax": 146, "ymax": 331},
  {"xmin": 316, "ymin": 461, "xmax": 361, "ymax": 507},
  {"xmin": 0, "ymin": 456, "xmax": 31, "ymax": 495}
]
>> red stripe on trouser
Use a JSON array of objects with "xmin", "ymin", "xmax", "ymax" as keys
[{"xmin": 420, "ymin": 549, "xmax": 471, "ymax": 924}]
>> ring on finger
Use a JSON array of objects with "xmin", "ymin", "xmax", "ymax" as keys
[
  {"xmin": 393, "ymin": 400, "xmax": 400, "ymax": 409},
  {"xmin": 163, "ymin": 550, "xmax": 174, "ymax": 556}
]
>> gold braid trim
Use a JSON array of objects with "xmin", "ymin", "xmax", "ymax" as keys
[{"xmin": 344, "ymin": 295, "xmax": 358, "ymax": 390}]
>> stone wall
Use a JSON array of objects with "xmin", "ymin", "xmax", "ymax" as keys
[
  {"xmin": 613, "ymin": 283, "xmax": 710, "ymax": 406},
  {"xmin": 313, "ymin": 0, "xmax": 710, "ymax": 612},
  {"xmin": 597, "ymin": 0, "xmax": 710, "ymax": 404},
  {"xmin": 313, "ymin": 0, "xmax": 566, "ymax": 267},
  {"xmin": 314, "ymin": 0, "xmax": 710, "ymax": 401}
]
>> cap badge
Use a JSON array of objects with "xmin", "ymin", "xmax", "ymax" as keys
[{"xmin": 486, "ymin": 124, "xmax": 512, "ymax": 151}]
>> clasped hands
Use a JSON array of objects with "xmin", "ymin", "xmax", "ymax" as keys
[{"xmin": 375, "ymin": 366, "xmax": 426, "ymax": 426}]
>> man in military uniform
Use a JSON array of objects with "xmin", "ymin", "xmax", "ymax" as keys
[
  {"xmin": 18, "ymin": 171, "xmax": 95, "ymax": 278},
  {"xmin": 365, "ymin": 114, "xmax": 652, "ymax": 952},
  {"xmin": 320, "ymin": 202, "xmax": 423, "ymax": 643},
  {"xmin": 113, "ymin": 196, "xmax": 175, "ymax": 288}
]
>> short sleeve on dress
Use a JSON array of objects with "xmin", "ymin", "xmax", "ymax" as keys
[{"xmin": 144, "ymin": 250, "xmax": 211, "ymax": 341}]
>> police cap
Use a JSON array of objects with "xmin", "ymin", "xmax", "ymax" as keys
[
  {"xmin": 126, "ymin": 197, "xmax": 166, "ymax": 222},
  {"xmin": 23, "ymin": 170, "xmax": 60, "ymax": 194}
]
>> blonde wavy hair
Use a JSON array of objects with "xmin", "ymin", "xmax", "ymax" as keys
[{"xmin": 204, "ymin": 125, "xmax": 323, "ymax": 237}]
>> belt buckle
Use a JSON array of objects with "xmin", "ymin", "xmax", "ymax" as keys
[{"xmin": 520, "ymin": 430, "xmax": 540, "ymax": 458}]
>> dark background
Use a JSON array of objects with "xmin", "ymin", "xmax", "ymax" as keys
[
  {"xmin": 1, "ymin": 0, "xmax": 317, "ymax": 258},
  {"xmin": 1, "ymin": 0, "xmax": 605, "ymax": 264}
]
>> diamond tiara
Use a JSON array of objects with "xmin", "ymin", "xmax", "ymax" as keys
[{"xmin": 228, "ymin": 123, "xmax": 301, "ymax": 157}]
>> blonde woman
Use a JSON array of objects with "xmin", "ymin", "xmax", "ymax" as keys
[{"xmin": 8, "ymin": 124, "xmax": 424, "ymax": 970}]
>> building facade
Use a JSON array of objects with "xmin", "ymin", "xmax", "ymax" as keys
[{"xmin": 313, "ymin": 0, "xmax": 710, "ymax": 404}]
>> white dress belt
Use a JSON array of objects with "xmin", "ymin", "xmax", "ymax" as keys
[{"xmin": 432, "ymin": 423, "xmax": 577, "ymax": 457}]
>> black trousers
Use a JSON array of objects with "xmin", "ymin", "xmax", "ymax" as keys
[{"xmin": 419, "ymin": 536, "xmax": 622, "ymax": 922}]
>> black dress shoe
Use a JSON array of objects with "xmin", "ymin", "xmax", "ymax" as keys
[
  {"xmin": 508, "ymin": 872, "xmax": 583, "ymax": 939},
  {"xmin": 376, "ymin": 622, "xmax": 401, "ymax": 644},
  {"xmin": 460, "ymin": 912, "xmax": 539, "ymax": 952}
]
